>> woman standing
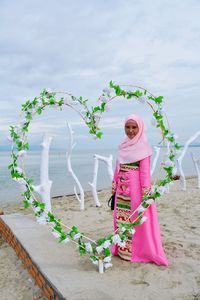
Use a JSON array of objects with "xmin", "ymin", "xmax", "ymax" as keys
[{"xmin": 111, "ymin": 114, "xmax": 168, "ymax": 266}]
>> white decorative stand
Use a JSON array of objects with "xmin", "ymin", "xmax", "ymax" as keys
[
  {"xmin": 66, "ymin": 122, "xmax": 85, "ymax": 210},
  {"xmin": 33, "ymin": 134, "xmax": 53, "ymax": 214},
  {"xmin": 177, "ymin": 131, "xmax": 200, "ymax": 190},
  {"xmin": 98, "ymin": 259, "xmax": 104, "ymax": 274},
  {"xmin": 88, "ymin": 154, "xmax": 113, "ymax": 207},
  {"xmin": 151, "ymin": 146, "xmax": 161, "ymax": 176},
  {"xmin": 190, "ymin": 152, "xmax": 200, "ymax": 189}
]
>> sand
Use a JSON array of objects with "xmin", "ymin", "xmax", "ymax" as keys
[{"xmin": 0, "ymin": 177, "xmax": 200, "ymax": 300}]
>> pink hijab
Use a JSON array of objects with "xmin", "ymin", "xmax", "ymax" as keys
[{"xmin": 117, "ymin": 114, "xmax": 152, "ymax": 164}]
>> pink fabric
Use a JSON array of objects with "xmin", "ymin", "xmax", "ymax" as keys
[
  {"xmin": 117, "ymin": 114, "xmax": 152, "ymax": 164},
  {"xmin": 112, "ymin": 156, "xmax": 169, "ymax": 266}
]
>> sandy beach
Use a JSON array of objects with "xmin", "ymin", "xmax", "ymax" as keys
[{"xmin": 0, "ymin": 177, "xmax": 200, "ymax": 300}]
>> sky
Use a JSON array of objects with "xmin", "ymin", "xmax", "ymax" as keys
[{"xmin": 0, "ymin": 0, "xmax": 200, "ymax": 151}]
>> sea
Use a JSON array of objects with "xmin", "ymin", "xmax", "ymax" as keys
[{"xmin": 0, "ymin": 146, "xmax": 199, "ymax": 205}]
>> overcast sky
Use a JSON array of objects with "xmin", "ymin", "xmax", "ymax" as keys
[{"xmin": 0, "ymin": 0, "xmax": 200, "ymax": 151}]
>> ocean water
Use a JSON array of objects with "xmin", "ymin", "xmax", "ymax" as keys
[{"xmin": 0, "ymin": 146, "xmax": 199, "ymax": 205}]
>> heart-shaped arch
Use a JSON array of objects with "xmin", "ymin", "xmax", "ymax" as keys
[{"xmin": 8, "ymin": 82, "xmax": 181, "ymax": 271}]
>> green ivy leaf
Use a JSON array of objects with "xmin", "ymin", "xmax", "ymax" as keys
[
  {"xmin": 23, "ymin": 200, "xmax": 30, "ymax": 208},
  {"xmin": 97, "ymin": 238, "xmax": 106, "ymax": 245},
  {"xmin": 175, "ymin": 143, "xmax": 181, "ymax": 150},
  {"xmin": 59, "ymin": 232, "xmax": 67, "ymax": 243},
  {"xmin": 48, "ymin": 212, "xmax": 55, "ymax": 222},
  {"xmin": 93, "ymin": 106, "xmax": 101, "ymax": 113},
  {"xmin": 90, "ymin": 255, "xmax": 98, "ymax": 262},
  {"xmin": 154, "ymin": 96, "xmax": 163, "ymax": 104},
  {"xmin": 71, "ymin": 226, "xmax": 78, "ymax": 234},
  {"xmin": 133, "ymin": 90, "xmax": 143, "ymax": 97},
  {"xmin": 104, "ymin": 248, "xmax": 111, "ymax": 256},
  {"xmin": 37, "ymin": 107, "xmax": 43, "ymax": 115},
  {"xmin": 96, "ymin": 132, "xmax": 103, "ymax": 139},
  {"xmin": 109, "ymin": 80, "xmax": 114, "ymax": 88}
]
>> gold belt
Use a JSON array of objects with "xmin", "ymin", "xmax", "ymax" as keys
[{"xmin": 119, "ymin": 162, "xmax": 139, "ymax": 171}]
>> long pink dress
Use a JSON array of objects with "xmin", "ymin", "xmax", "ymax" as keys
[{"xmin": 111, "ymin": 156, "xmax": 169, "ymax": 266}]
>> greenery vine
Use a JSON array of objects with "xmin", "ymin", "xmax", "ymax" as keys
[{"xmin": 8, "ymin": 82, "xmax": 181, "ymax": 269}]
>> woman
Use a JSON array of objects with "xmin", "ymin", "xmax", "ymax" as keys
[{"xmin": 111, "ymin": 114, "xmax": 168, "ymax": 266}]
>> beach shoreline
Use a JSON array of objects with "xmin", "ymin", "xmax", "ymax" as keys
[{"xmin": 0, "ymin": 175, "xmax": 197, "ymax": 208}]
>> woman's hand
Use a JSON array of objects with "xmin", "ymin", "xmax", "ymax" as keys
[{"xmin": 142, "ymin": 186, "xmax": 152, "ymax": 196}]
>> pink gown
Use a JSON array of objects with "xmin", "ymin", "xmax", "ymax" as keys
[{"xmin": 111, "ymin": 156, "xmax": 169, "ymax": 266}]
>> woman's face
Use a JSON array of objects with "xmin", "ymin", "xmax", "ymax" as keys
[{"xmin": 124, "ymin": 120, "xmax": 139, "ymax": 139}]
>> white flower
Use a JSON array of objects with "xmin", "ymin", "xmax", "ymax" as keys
[
  {"xmin": 73, "ymin": 233, "xmax": 81, "ymax": 239},
  {"xmin": 169, "ymin": 133, "xmax": 178, "ymax": 140},
  {"xmin": 100, "ymin": 96, "xmax": 109, "ymax": 103},
  {"xmin": 137, "ymin": 204, "xmax": 146, "ymax": 213},
  {"xmin": 19, "ymin": 118, "xmax": 27, "ymax": 125},
  {"xmin": 146, "ymin": 198, "xmax": 154, "ymax": 205},
  {"xmin": 34, "ymin": 206, "xmax": 41, "ymax": 213},
  {"xmin": 13, "ymin": 177, "xmax": 26, "ymax": 185},
  {"xmin": 17, "ymin": 150, "xmax": 27, "ymax": 157},
  {"xmin": 118, "ymin": 240, "xmax": 126, "ymax": 248},
  {"xmin": 52, "ymin": 231, "xmax": 60, "ymax": 239},
  {"xmin": 85, "ymin": 242, "xmax": 93, "ymax": 253},
  {"xmin": 103, "ymin": 256, "xmax": 112, "ymax": 263},
  {"xmin": 46, "ymin": 88, "xmax": 52, "ymax": 93},
  {"xmin": 15, "ymin": 167, "xmax": 23, "ymax": 174},
  {"xmin": 140, "ymin": 216, "xmax": 148, "ymax": 224},
  {"xmin": 103, "ymin": 88, "xmax": 112, "ymax": 97},
  {"xmin": 104, "ymin": 263, "xmax": 113, "ymax": 269},
  {"xmin": 63, "ymin": 237, "xmax": 70, "ymax": 244},
  {"xmin": 121, "ymin": 226, "xmax": 126, "ymax": 233},
  {"xmin": 96, "ymin": 245, "xmax": 104, "ymax": 254},
  {"xmin": 94, "ymin": 113, "xmax": 101, "ymax": 126},
  {"xmin": 112, "ymin": 234, "xmax": 121, "ymax": 245},
  {"xmin": 163, "ymin": 160, "xmax": 174, "ymax": 167},
  {"xmin": 63, "ymin": 97, "xmax": 71, "ymax": 105},
  {"xmin": 151, "ymin": 118, "xmax": 157, "ymax": 126},
  {"xmin": 129, "ymin": 228, "xmax": 136, "ymax": 235},
  {"xmin": 105, "ymin": 105, "xmax": 110, "ymax": 112},
  {"xmin": 29, "ymin": 197, "xmax": 34, "ymax": 204},
  {"xmin": 36, "ymin": 216, "xmax": 47, "ymax": 225},
  {"xmin": 157, "ymin": 186, "xmax": 167, "ymax": 195},
  {"xmin": 85, "ymin": 243, "xmax": 92, "ymax": 253},
  {"xmin": 103, "ymin": 240, "xmax": 111, "ymax": 249}
]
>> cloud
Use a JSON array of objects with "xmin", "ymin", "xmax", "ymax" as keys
[{"xmin": 0, "ymin": 0, "xmax": 200, "ymax": 149}]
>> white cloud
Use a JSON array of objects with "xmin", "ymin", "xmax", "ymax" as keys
[{"xmin": 0, "ymin": 0, "xmax": 199, "ymax": 149}]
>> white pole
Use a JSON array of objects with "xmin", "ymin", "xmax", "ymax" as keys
[
  {"xmin": 98, "ymin": 259, "xmax": 104, "ymax": 274},
  {"xmin": 177, "ymin": 131, "xmax": 200, "ymax": 190},
  {"xmin": 66, "ymin": 121, "xmax": 85, "ymax": 210},
  {"xmin": 151, "ymin": 146, "xmax": 161, "ymax": 176},
  {"xmin": 94, "ymin": 154, "xmax": 113, "ymax": 180},
  {"xmin": 33, "ymin": 134, "xmax": 53, "ymax": 214},
  {"xmin": 88, "ymin": 156, "xmax": 101, "ymax": 207},
  {"xmin": 89, "ymin": 154, "xmax": 113, "ymax": 207}
]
